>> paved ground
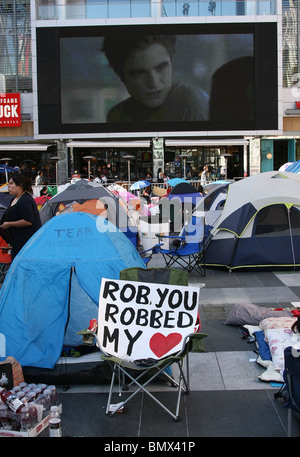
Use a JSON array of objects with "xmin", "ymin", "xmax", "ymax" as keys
[{"xmin": 24, "ymin": 254, "xmax": 300, "ymax": 441}]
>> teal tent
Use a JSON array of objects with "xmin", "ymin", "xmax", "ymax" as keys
[{"xmin": 0, "ymin": 212, "xmax": 144, "ymax": 369}]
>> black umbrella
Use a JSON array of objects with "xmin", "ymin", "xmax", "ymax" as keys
[{"xmin": 169, "ymin": 182, "xmax": 199, "ymax": 195}]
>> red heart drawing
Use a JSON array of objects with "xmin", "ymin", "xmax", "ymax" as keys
[{"xmin": 149, "ymin": 333, "xmax": 182, "ymax": 358}]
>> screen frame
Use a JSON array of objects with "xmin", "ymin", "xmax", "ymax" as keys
[{"xmin": 35, "ymin": 21, "xmax": 279, "ymax": 137}]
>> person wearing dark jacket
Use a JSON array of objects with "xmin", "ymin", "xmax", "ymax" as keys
[{"xmin": 0, "ymin": 173, "xmax": 42, "ymax": 260}]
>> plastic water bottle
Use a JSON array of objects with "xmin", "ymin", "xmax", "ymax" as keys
[
  {"xmin": 47, "ymin": 385, "xmax": 58, "ymax": 406},
  {"xmin": 36, "ymin": 389, "xmax": 51, "ymax": 410},
  {"xmin": 49, "ymin": 405, "xmax": 62, "ymax": 437},
  {"xmin": 0, "ymin": 403, "xmax": 13, "ymax": 430},
  {"xmin": 0, "ymin": 388, "xmax": 26, "ymax": 414},
  {"xmin": 18, "ymin": 406, "xmax": 32, "ymax": 431},
  {"xmin": 36, "ymin": 383, "xmax": 47, "ymax": 393}
]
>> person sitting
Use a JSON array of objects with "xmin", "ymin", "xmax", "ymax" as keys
[{"xmin": 40, "ymin": 186, "xmax": 49, "ymax": 196}]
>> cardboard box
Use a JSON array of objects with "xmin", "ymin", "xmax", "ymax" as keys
[{"xmin": 0, "ymin": 403, "xmax": 62, "ymax": 437}]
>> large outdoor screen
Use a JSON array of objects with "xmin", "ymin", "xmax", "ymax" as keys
[{"xmin": 36, "ymin": 22, "xmax": 278, "ymax": 135}]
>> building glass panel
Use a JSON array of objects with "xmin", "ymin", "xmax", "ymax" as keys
[{"xmin": 0, "ymin": 0, "xmax": 31, "ymax": 93}]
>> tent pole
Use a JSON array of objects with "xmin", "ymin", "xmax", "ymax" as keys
[
  {"xmin": 64, "ymin": 267, "xmax": 74, "ymax": 335},
  {"xmin": 287, "ymin": 207, "xmax": 296, "ymax": 270}
]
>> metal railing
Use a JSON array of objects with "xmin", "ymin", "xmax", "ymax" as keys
[{"xmin": 35, "ymin": 0, "xmax": 277, "ymax": 20}]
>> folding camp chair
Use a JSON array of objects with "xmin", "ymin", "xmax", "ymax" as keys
[
  {"xmin": 138, "ymin": 243, "xmax": 163, "ymax": 266},
  {"xmin": 283, "ymin": 346, "xmax": 300, "ymax": 436},
  {"xmin": 99, "ymin": 267, "xmax": 206, "ymax": 421},
  {"xmin": 79, "ymin": 267, "xmax": 206, "ymax": 421},
  {"xmin": 157, "ymin": 216, "xmax": 210, "ymax": 276}
]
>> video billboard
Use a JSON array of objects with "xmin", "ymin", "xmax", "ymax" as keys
[{"xmin": 36, "ymin": 22, "xmax": 278, "ymax": 135}]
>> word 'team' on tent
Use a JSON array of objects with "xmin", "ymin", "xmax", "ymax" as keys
[
  {"xmin": 205, "ymin": 171, "xmax": 300, "ymax": 270},
  {"xmin": 98, "ymin": 278, "xmax": 200, "ymax": 361},
  {"xmin": 0, "ymin": 212, "xmax": 145, "ymax": 369}
]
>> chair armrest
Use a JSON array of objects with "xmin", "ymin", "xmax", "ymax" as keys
[
  {"xmin": 189, "ymin": 333, "xmax": 208, "ymax": 353},
  {"xmin": 155, "ymin": 234, "xmax": 185, "ymax": 240},
  {"xmin": 139, "ymin": 243, "xmax": 163, "ymax": 256},
  {"xmin": 156, "ymin": 234, "xmax": 187, "ymax": 250},
  {"xmin": 77, "ymin": 328, "xmax": 97, "ymax": 346}
]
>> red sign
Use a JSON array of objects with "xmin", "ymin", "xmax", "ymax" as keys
[{"xmin": 0, "ymin": 93, "xmax": 21, "ymax": 127}]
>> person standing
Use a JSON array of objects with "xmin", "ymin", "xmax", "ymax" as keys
[
  {"xmin": 0, "ymin": 174, "xmax": 42, "ymax": 260},
  {"xmin": 35, "ymin": 171, "xmax": 43, "ymax": 186},
  {"xmin": 157, "ymin": 168, "xmax": 164, "ymax": 183},
  {"xmin": 200, "ymin": 166, "xmax": 209, "ymax": 185}
]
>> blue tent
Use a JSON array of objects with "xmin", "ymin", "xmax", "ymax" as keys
[{"xmin": 0, "ymin": 212, "xmax": 144, "ymax": 369}]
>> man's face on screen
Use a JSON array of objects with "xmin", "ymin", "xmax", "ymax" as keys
[{"xmin": 122, "ymin": 43, "xmax": 173, "ymax": 109}]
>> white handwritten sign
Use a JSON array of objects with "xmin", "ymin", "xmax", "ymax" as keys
[{"xmin": 98, "ymin": 278, "xmax": 200, "ymax": 361}]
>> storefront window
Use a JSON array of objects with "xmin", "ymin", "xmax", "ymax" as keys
[
  {"xmin": 164, "ymin": 145, "xmax": 244, "ymax": 181},
  {"xmin": 0, "ymin": 150, "xmax": 57, "ymax": 185},
  {"xmin": 73, "ymin": 148, "xmax": 152, "ymax": 182}
]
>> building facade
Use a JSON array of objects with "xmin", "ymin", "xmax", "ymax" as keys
[{"xmin": 0, "ymin": 0, "xmax": 297, "ymax": 184}]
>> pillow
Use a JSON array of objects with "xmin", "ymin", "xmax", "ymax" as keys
[
  {"xmin": 264, "ymin": 327, "xmax": 294, "ymax": 372},
  {"xmin": 259, "ymin": 316, "xmax": 297, "ymax": 331},
  {"xmin": 254, "ymin": 330, "xmax": 272, "ymax": 361}
]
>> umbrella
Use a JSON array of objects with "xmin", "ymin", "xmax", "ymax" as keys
[
  {"xmin": 130, "ymin": 180, "xmax": 151, "ymax": 190},
  {"xmin": 169, "ymin": 182, "xmax": 199, "ymax": 195},
  {"xmin": 168, "ymin": 182, "xmax": 202, "ymax": 206},
  {"xmin": 167, "ymin": 178, "xmax": 187, "ymax": 187},
  {"xmin": 0, "ymin": 165, "xmax": 19, "ymax": 183},
  {"xmin": 279, "ymin": 162, "xmax": 294, "ymax": 172},
  {"xmin": 286, "ymin": 161, "xmax": 300, "ymax": 174},
  {"xmin": 0, "ymin": 165, "xmax": 19, "ymax": 173},
  {"xmin": 203, "ymin": 180, "xmax": 233, "ymax": 194}
]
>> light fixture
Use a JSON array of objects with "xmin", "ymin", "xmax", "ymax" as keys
[
  {"xmin": 50, "ymin": 156, "xmax": 60, "ymax": 186},
  {"xmin": 83, "ymin": 155, "xmax": 95, "ymax": 180},
  {"xmin": 123, "ymin": 155, "xmax": 135, "ymax": 184}
]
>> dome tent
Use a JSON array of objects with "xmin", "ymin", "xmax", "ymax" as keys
[
  {"xmin": 205, "ymin": 171, "xmax": 300, "ymax": 271},
  {"xmin": 39, "ymin": 179, "xmax": 130, "ymax": 230},
  {"xmin": 0, "ymin": 212, "xmax": 144, "ymax": 369}
]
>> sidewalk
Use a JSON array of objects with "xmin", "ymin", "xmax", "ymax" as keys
[{"xmin": 53, "ymin": 255, "xmax": 300, "ymax": 438}]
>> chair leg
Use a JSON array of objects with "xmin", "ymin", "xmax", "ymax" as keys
[
  {"xmin": 185, "ymin": 353, "xmax": 190, "ymax": 391},
  {"xmin": 106, "ymin": 363, "xmax": 117, "ymax": 414},
  {"xmin": 107, "ymin": 363, "xmax": 186, "ymax": 421},
  {"xmin": 288, "ymin": 408, "xmax": 292, "ymax": 437}
]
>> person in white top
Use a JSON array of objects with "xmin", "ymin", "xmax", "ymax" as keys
[
  {"xmin": 35, "ymin": 171, "xmax": 43, "ymax": 186},
  {"xmin": 200, "ymin": 166, "xmax": 209, "ymax": 185}
]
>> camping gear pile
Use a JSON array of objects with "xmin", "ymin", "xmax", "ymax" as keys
[
  {"xmin": 224, "ymin": 302, "xmax": 300, "ymax": 384},
  {"xmin": 0, "ymin": 357, "xmax": 62, "ymax": 437},
  {"xmin": 3, "ymin": 171, "xmax": 300, "ymax": 387}
]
